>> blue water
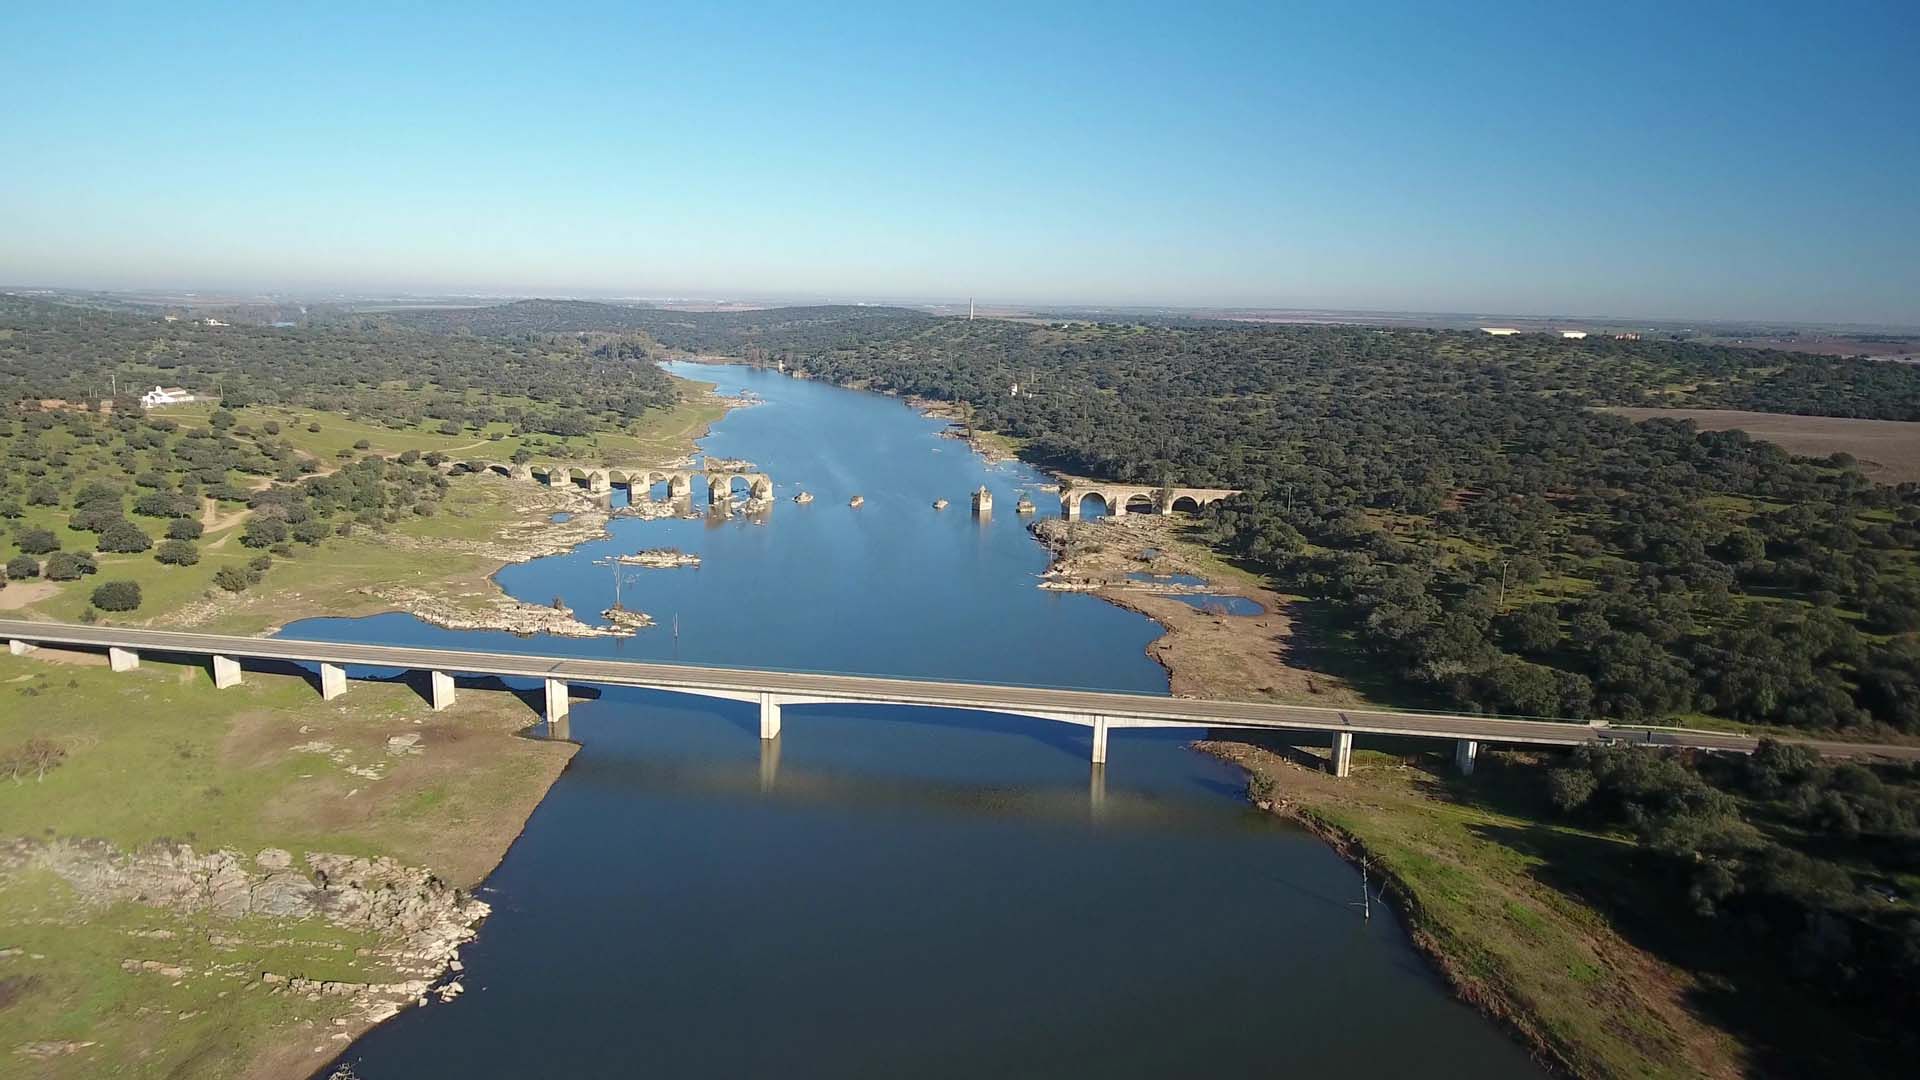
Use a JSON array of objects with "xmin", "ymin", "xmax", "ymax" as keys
[
  {"xmin": 1169, "ymin": 594, "xmax": 1266, "ymax": 616},
  {"xmin": 300, "ymin": 364, "xmax": 1539, "ymax": 1078}
]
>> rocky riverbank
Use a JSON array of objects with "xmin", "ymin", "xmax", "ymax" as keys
[
  {"xmin": 361, "ymin": 584, "xmax": 635, "ymax": 637},
  {"xmin": 905, "ymin": 395, "xmax": 1019, "ymax": 464},
  {"xmin": 5, "ymin": 838, "xmax": 487, "ymax": 1028}
]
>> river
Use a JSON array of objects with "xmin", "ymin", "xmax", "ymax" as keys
[{"xmin": 292, "ymin": 363, "xmax": 1540, "ymax": 1077}]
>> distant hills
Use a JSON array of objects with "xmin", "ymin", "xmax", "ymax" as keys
[{"xmin": 381, "ymin": 298, "xmax": 933, "ymax": 352}]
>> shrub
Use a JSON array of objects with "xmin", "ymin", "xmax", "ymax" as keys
[
  {"xmin": 15, "ymin": 527, "xmax": 59, "ymax": 554},
  {"xmin": 2, "ymin": 736, "xmax": 66, "ymax": 782},
  {"xmin": 307, "ymin": 422, "xmax": 321, "ymax": 433},
  {"xmin": 90, "ymin": 579, "xmax": 141, "ymax": 611},
  {"xmin": 262, "ymin": 420, "xmax": 281, "ymax": 435},
  {"xmin": 43, "ymin": 552, "xmax": 96, "ymax": 580},
  {"xmin": 353, "ymin": 438, "xmax": 371, "ymax": 450},
  {"xmin": 5, "ymin": 555, "xmax": 38, "ymax": 580},
  {"xmin": 97, "ymin": 520, "xmax": 152, "ymax": 553},
  {"xmin": 165, "ymin": 517, "xmax": 204, "ymax": 540},
  {"xmin": 213, "ymin": 565, "xmax": 250, "ymax": 592},
  {"xmin": 155, "ymin": 539, "xmax": 200, "ymax": 566}
]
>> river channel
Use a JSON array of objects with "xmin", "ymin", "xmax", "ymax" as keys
[{"xmin": 294, "ymin": 363, "xmax": 1540, "ymax": 1077}]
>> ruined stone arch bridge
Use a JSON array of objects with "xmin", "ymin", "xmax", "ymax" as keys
[
  {"xmin": 1057, "ymin": 479, "xmax": 1240, "ymax": 520},
  {"xmin": 459, "ymin": 460, "xmax": 774, "ymax": 503}
]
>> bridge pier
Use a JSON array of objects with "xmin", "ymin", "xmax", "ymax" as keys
[
  {"xmin": 211, "ymin": 654, "xmax": 243, "ymax": 689},
  {"xmin": 1454, "ymin": 739, "xmax": 1479, "ymax": 775},
  {"xmin": 543, "ymin": 678, "xmax": 570, "ymax": 725},
  {"xmin": 1328, "ymin": 730, "xmax": 1353, "ymax": 777},
  {"xmin": 430, "ymin": 670, "xmax": 456, "ymax": 711},
  {"xmin": 108, "ymin": 646, "xmax": 139, "ymax": 672},
  {"xmin": 9, "ymin": 638, "xmax": 37, "ymax": 656},
  {"xmin": 759, "ymin": 692, "xmax": 782, "ymax": 739},
  {"xmin": 319, "ymin": 662, "xmax": 348, "ymax": 701},
  {"xmin": 1091, "ymin": 715, "xmax": 1110, "ymax": 765}
]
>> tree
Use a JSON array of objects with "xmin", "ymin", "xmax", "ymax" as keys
[
  {"xmin": 1500, "ymin": 604, "xmax": 1562, "ymax": 655},
  {"xmin": 241, "ymin": 517, "xmax": 287, "ymax": 548},
  {"xmin": 89, "ymin": 579, "xmax": 141, "ymax": 611},
  {"xmin": 16, "ymin": 527, "xmax": 59, "ymax": 554},
  {"xmin": 155, "ymin": 539, "xmax": 199, "ymax": 566},
  {"xmin": 43, "ymin": 552, "xmax": 96, "ymax": 580},
  {"xmin": 96, "ymin": 520, "xmax": 152, "ymax": 553},
  {"xmin": 213, "ymin": 565, "xmax": 250, "ymax": 592},
  {"xmin": 5, "ymin": 555, "xmax": 38, "ymax": 579},
  {"xmin": 165, "ymin": 517, "xmax": 203, "ymax": 540}
]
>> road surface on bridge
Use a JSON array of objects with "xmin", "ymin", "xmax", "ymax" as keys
[{"xmin": 4, "ymin": 619, "xmax": 1916, "ymax": 762}]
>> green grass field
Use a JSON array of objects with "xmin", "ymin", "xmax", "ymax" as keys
[{"xmin": 0, "ymin": 651, "xmax": 574, "ymax": 1078}]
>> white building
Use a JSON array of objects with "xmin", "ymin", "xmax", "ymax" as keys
[
  {"xmin": 1559, "ymin": 330, "xmax": 1589, "ymax": 339},
  {"xmin": 1479, "ymin": 327, "xmax": 1520, "ymax": 336},
  {"xmin": 141, "ymin": 386, "xmax": 195, "ymax": 409}
]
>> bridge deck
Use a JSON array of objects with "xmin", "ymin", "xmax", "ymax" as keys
[{"xmin": 4, "ymin": 620, "xmax": 1915, "ymax": 762}]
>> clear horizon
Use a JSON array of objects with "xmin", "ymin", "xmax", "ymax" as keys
[{"xmin": 4, "ymin": 1, "xmax": 1916, "ymax": 325}]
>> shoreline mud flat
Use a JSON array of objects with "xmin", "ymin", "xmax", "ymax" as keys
[{"xmin": 1028, "ymin": 515, "xmax": 1364, "ymax": 705}]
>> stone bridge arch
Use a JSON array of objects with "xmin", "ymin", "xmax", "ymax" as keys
[{"xmin": 1060, "ymin": 483, "xmax": 1239, "ymax": 520}]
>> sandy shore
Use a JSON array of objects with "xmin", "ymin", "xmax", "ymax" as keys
[{"xmin": 1028, "ymin": 515, "xmax": 1366, "ymax": 705}]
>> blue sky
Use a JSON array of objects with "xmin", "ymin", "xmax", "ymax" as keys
[{"xmin": 3, "ymin": 1, "xmax": 1916, "ymax": 323}]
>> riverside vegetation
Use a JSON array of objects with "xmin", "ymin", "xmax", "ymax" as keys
[
  {"xmin": 9, "ymin": 294, "xmax": 1920, "ymax": 1075},
  {"xmin": 0, "ymin": 295, "xmax": 725, "ymax": 1075},
  {"xmin": 377, "ymin": 299, "xmax": 1920, "ymax": 1077}
]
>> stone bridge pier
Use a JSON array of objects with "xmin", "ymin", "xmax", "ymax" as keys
[{"xmin": 466, "ymin": 461, "xmax": 774, "ymax": 505}]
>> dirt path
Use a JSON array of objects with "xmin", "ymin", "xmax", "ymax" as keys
[
  {"xmin": 201, "ymin": 497, "xmax": 251, "ymax": 534},
  {"xmin": 0, "ymin": 581, "xmax": 60, "ymax": 611}
]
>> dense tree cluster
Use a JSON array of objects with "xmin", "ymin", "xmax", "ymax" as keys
[
  {"xmin": 0, "ymin": 294, "xmax": 680, "ymax": 438},
  {"xmin": 0, "ymin": 398, "xmax": 459, "ymax": 598},
  {"xmin": 1547, "ymin": 742, "xmax": 1920, "ymax": 1059},
  {"xmin": 605, "ymin": 312, "xmax": 1920, "ymax": 734}
]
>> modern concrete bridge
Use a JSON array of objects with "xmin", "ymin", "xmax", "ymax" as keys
[
  {"xmin": 1059, "ymin": 482, "xmax": 1239, "ymax": 520},
  {"xmin": 461, "ymin": 460, "xmax": 774, "ymax": 502},
  {"xmin": 6, "ymin": 620, "xmax": 1916, "ymax": 777}
]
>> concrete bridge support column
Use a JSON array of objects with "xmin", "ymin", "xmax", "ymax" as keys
[
  {"xmin": 319, "ymin": 662, "xmax": 348, "ymax": 701},
  {"xmin": 588, "ymin": 472, "xmax": 610, "ymax": 494},
  {"xmin": 1454, "ymin": 739, "xmax": 1479, "ymax": 775},
  {"xmin": 1062, "ymin": 495, "xmax": 1080, "ymax": 521},
  {"xmin": 7, "ymin": 639, "xmax": 36, "ymax": 656},
  {"xmin": 108, "ymin": 647, "xmax": 138, "ymax": 672},
  {"xmin": 759, "ymin": 692, "xmax": 782, "ymax": 740},
  {"xmin": 1108, "ymin": 496, "xmax": 1125, "ymax": 519},
  {"xmin": 430, "ymin": 670, "xmax": 456, "ymax": 711},
  {"xmin": 212, "ymin": 654, "xmax": 243, "ymax": 689},
  {"xmin": 1091, "ymin": 715, "xmax": 1110, "ymax": 765},
  {"xmin": 1328, "ymin": 730, "xmax": 1353, "ymax": 778},
  {"xmin": 543, "ymin": 678, "xmax": 570, "ymax": 724}
]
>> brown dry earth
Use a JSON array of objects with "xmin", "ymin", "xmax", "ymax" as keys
[
  {"xmin": 1607, "ymin": 407, "xmax": 1920, "ymax": 484},
  {"xmin": 1031, "ymin": 514, "xmax": 1366, "ymax": 705}
]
